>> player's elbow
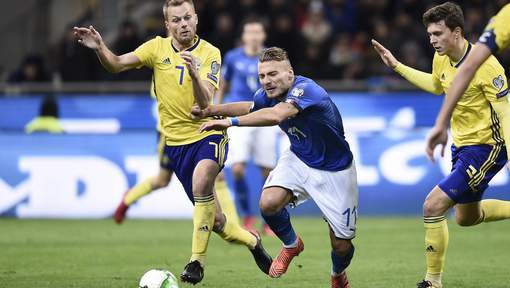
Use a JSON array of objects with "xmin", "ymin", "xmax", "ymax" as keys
[{"xmin": 196, "ymin": 101, "xmax": 209, "ymax": 110}]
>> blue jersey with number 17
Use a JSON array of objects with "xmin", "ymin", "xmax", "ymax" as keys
[
  {"xmin": 222, "ymin": 47, "xmax": 261, "ymax": 102},
  {"xmin": 251, "ymin": 75, "xmax": 353, "ymax": 171}
]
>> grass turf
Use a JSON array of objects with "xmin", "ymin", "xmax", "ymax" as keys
[{"xmin": 0, "ymin": 217, "xmax": 509, "ymax": 287}]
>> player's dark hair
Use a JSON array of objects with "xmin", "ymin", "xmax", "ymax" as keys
[
  {"xmin": 422, "ymin": 2, "xmax": 464, "ymax": 33},
  {"xmin": 259, "ymin": 47, "xmax": 290, "ymax": 63},
  {"xmin": 163, "ymin": 0, "xmax": 195, "ymax": 20}
]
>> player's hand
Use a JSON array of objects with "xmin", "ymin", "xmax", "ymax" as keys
[
  {"xmin": 371, "ymin": 39, "xmax": 399, "ymax": 69},
  {"xmin": 199, "ymin": 119, "xmax": 230, "ymax": 132},
  {"xmin": 73, "ymin": 26, "xmax": 103, "ymax": 50},
  {"xmin": 190, "ymin": 105, "xmax": 209, "ymax": 119},
  {"xmin": 181, "ymin": 51, "xmax": 199, "ymax": 78},
  {"xmin": 425, "ymin": 125, "xmax": 448, "ymax": 163}
]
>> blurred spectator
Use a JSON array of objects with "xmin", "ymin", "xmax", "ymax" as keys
[
  {"xmin": 267, "ymin": 13, "xmax": 302, "ymax": 63},
  {"xmin": 328, "ymin": 34, "xmax": 358, "ymax": 77},
  {"xmin": 55, "ymin": 27, "xmax": 101, "ymax": 82},
  {"xmin": 8, "ymin": 54, "xmax": 49, "ymax": 83},
  {"xmin": 10, "ymin": 0, "xmax": 510, "ymax": 83},
  {"xmin": 110, "ymin": 20, "xmax": 151, "ymax": 81},
  {"xmin": 301, "ymin": 0, "xmax": 332, "ymax": 46},
  {"xmin": 25, "ymin": 95, "xmax": 64, "ymax": 134},
  {"xmin": 113, "ymin": 20, "xmax": 143, "ymax": 54},
  {"xmin": 209, "ymin": 12, "xmax": 236, "ymax": 53}
]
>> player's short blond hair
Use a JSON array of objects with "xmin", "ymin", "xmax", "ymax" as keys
[
  {"xmin": 163, "ymin": 0, "xmax": 195, "ymax": 20},
  {"xmin": 259, "ymin": 47, "xmax": 290, "ymax": 63}
]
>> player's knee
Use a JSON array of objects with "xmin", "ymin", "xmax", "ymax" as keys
[
  {"xmin": 455, "ymin": 214, "xmax": 478, "ymax": 227},
  {"xmin": 153, "ymin": 178, "xmax": 169, "ymax": 189},
  {"xmin": 331, "ymin": 239, "xmax": 352, "ymax": 257},
  {"xmin": 213, "ymin": 212, "xmax": 226, "ymax": 232},
  {"xmin": 231, "ymin": 164, "xmax": 245, "ymax": 180},
  {"xmin": 259, "ymin": 196, "xmax": 281, "ymax": 215},
  {"xmin": 423, "ymin": 198, "xmax": 443, "ymax": 217}
]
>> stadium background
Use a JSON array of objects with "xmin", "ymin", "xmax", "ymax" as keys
[{"xmin": 1, "ymin": 0, "xmax": 510, "ymax": 219}]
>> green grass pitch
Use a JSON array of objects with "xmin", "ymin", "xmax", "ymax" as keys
[{"xmin": 1, "ymin": 217, "xmax": 509, "ymax": 287}]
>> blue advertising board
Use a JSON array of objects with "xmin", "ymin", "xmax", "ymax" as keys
[{"xmin": 1, "ymin": 93, "xmax": 509, "ymax": 218}]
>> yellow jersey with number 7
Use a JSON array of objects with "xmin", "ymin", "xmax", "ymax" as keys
[{"xmin": 134, "ymin": 36, "xmax": 222, "ymax": 146}]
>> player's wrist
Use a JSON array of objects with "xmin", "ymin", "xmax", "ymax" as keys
[{"xmin": 228, "ymin": 117, "xmax": 240, "ymax": 127}]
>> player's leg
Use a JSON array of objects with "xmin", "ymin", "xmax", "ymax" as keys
[
  {"xmin": 259, "ymin": 167, "xmax": 276, "ymax": 236},
  {"xmin": 179, "ymin": 158, "xmax": 218, "ymax": 284},
  {"xmin": 226, "ymin": 126, "xmax": 255, "ymax": 230},
  {"xmin": 260, "ymin": 186, "xmax": 302, "ymax": 278},
  {"xmin": 114, "ymin": 167, "xmax": 173, "ymax": 224},
  {"xmin": 304, "ymin": 161, "xmax": 358, "ymax": 288},
  {"xmin": 214, "ymin": 171, "xmax": 239, "ymax": 225},
  {"xmin": 418, "ymin": 144, "xmax": 509, "ymax": 287},
  {"xmin": 419, "ymin": 186, "xmax": 454, "ymax": 288},
  {"xmin": 114, "ymin": 131, "xmax": 173, "ymax": 224},
  {"xmin": 212, "ymin": 182, "xmax": 272, "ymax": 275},
  {"xmin": 329, "ymin": 230, "xmax": 354, "ymax": 288},
  {"xmin": 260, "ymin": 149, "xmax": 309, "ymax": 278},
  {"xmin": 253, "ymin": 126, "xmax": 281, "ymax": 236}
]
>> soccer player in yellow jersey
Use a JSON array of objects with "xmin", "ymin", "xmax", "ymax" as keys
[
  {"xmin": 73, "ymin": 0, "xmax": 271, "ymax": 284},
  {"xmin": 428, "ymin": 4, "xmax": 510, "ymax": 161},
  {"xmin": 372, "ymin": 2, "xmax": 510, "ymax": 288},
  {"xmin": 114, "ymin": 79, "xmax": 239, "ymax": 227}
]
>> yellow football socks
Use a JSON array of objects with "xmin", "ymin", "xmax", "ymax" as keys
[
  {"xmin": 217, "ymin": 217, "xmax": 258, "ymax": 249},
  {"xmin": 190, "ymin": 194, "xmax": 216, "ymax": 265},
  {"xmin": 215, "ymin": 178, "xmax": 239, "ymax": 225},
  {"xmin": 424, "ymin": 216, "xmax": 448, "ymax": 287},
  {"xmin": 124, "ymin": 178, "xmax": 153, "ymax": 205},
  {"xmin": 481, "ymin": 199, "xmax": 510, "ymax": 222}
]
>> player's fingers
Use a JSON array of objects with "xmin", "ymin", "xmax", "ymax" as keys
[
  {"xmin": 440, "ymin": 144, "xmax": 445, "ymax": 158},
  {"xmin": 425, "ymin": 143, "xmax": 435, "ymax": 163}
]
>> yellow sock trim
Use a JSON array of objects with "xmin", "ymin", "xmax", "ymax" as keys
[
  {"xmin": 191, "ymin": 196, "xmax": 216, "ymax": 265},
  {"xmin": 124, "ymin": 178, "xmax": 153, "ymax": 205},
  {"xmin": 481, "ymin": 199, "xmax": 510, "ymax": 222},
  {"xmin": 424, "ymin": 217, "xmax": 448, "ymax": 280},
  {"xmin": 215, "ymin": 179, "xmax": 239, "ymax": 225},
  {"xmin": 217, "ymin": 218, "xmax": 257, "ymax": 249}
]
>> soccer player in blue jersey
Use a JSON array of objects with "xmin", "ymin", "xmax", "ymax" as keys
[
  {"xmin": 194, "ymin": 47, "xmax": 357, "ymax": 288},
  {"xmin": 73, "ymin": 0, "xmax": 272, "ymax": 284},
  {"xmin": 216, "ymin": 18, "xmax": 280, "ymax": 234},
  {"xmin": 372, "ymin": 2, "xmax": 510, "ymax": 287}
]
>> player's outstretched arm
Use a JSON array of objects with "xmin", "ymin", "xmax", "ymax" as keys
[
  {"xmin": 73, "ymin": 26, "xmax": 141, "ymax": 73},
  {"xmin": 371, "ymin": 39, "xmax": 399, "ymax": 69},
  {"xmin": 191, "ymin": 102, "xmax": 253, "ymax": 119},
  {"xmin": 199, "ymin": 102, "xmax": 297, "ymax": 132},
  {"xmin": 371, "ymin": 39, "xmax": 442, "ymax": 95}
]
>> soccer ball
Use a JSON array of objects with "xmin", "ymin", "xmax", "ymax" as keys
[{"xmin": 139, "ymin": 269, "xmax": 179, "ymax": 288}]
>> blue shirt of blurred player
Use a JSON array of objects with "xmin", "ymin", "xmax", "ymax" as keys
[
  {"xmin": 222, "ymin": 47, "xmax": 261, "ymax": 102},
  {"xmin": 251, "ymin": 75, "xmax": 353, "ymax": 171},
  {"xmin": 217, "ymin": 19, "xmax": 266, "ymax": 104}
]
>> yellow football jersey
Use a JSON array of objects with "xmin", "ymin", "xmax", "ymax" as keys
[
  {"xmin": 479, "ymin": 4, "xmax": 510, "ymax": 53},
  {"xmin": 432, "ymin": 41, "xmax": 509, "ymax": 147},
  {"xmin": 134, "ymin": 36, "xmax": 222, "ymax": 145}
]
